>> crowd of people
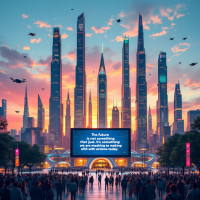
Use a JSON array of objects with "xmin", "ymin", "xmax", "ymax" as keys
[{"xmin": 0, "ymin": 170, "xmax": 200, "ymax": 200}]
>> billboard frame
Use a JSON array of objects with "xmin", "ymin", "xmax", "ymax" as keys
[{"xmin": 70, "ymin": 128, "xmax": 131, "ymax": 158}]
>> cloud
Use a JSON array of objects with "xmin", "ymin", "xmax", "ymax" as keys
[
  {"xmin": 149, "ymin": 30, "xmax": 167, "ymax": 37},
  {"xmin": 34, "ymin": 21, "xmax": 51, "ymax": 28},
  {"xmin": 179, "ymin": 43, "xmax": 191, "ymax": 47},
  {"xmin": 120, "ymin": 24, "xmax": 131, "ymax": 29},
  {"xmin": 23, "ymin": 46, "xmax": 30, "ymax": 51},
  {"xmin": 112, "ymin": 61, "xmax": 121, "ymax": 70},
  {"xmin": 47, "ymin": 34, "xmax": 52, "ymax": 38},
  {"xmin": 62, "ymin": 50, "xmax": 76, "ymax": 60},
  {"xmin": 2, "ymin": 45, "xmax": 10, "ymax": 49},
  {"xmin": 183, "ymin": 74, "xmax": 186, "ymax": 77},
  {"xmin": 117, "ymin": 11, "xmax": 126, "ymax": 18},
  {"xmin": 27, "ymin": 25, "xmax": 31, "ymax": 28},
  {"xmin": 171, "ymin": 45, "xmax": 188, "ymax": 53},
  {"xmin": 86, "ymin": 33, "xmax": 92, "ymax": 37},
  {"xmin": 183, "ymin": 79, "xmax": 200, "ymax": 90},
  {"xmin": 110, "ymin": 36, "xmax": 124, "ymax": 42},
  {"xmin": 123, "ymin": 26, "xmax": 138, "ymax": 38},
  {"xmin": 30, "ymin": 38, "xmax": 41, "ymax": 43},
  {"xmin": 167, "ymin": 54, "xmax": 179, "ymax": 62},
  {"xmin": 107, "ymin": 19, "xmax": 114, "ymax": 26},
  {"xmin": 176, "ymin": 14, "xmax": 185, "ymax": 18},
  {"xmin": 91, "ymin": 26, "xmax": 110, "ymax": 34},
  {"xmin": 162, "ymin": 27, "xmax": 168, "ymax": 30},
  {"xmin": 67, "ymin": 27, "xmax": 73, "ymax": 31},
  {"xmin": 22, "ymin": 14, "xmax": 29, "ymax": 19},
  {"xmin": 171, "ymin": 23, "xmax": 176, "ymax": 26},
  {"xmin": 149, "ymin": 15, "xmax": 162, "ymax": 24},
  {"xmin": 54, "ymin": 25, "xmax": 62, "ymax": 28},
  {"xmin": 61, "ymin": 33, "xmax": 68, "ymax": 39}
]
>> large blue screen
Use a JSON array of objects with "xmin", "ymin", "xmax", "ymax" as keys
[{"xmin": 71, "ymin": 129, "xmax": 131, "ymax": 157}]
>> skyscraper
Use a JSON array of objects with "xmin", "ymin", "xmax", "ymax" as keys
[
  {"xmin": 0, "ymin": 99, "xmax": 6, "ymax": 118},
  {"xmin": 28, "ymin": 117, "xmax": 35, "ymax": 128},
  {"xmin": 135, "ymin": 14, "xmax": 147, "ymax": 152},
  {"xmin": 88, "ymin": 88, "xmax": 92, "ymax": 128},
  {"xmin": 187, "ymin": 110, "xmax": 200, "ymax": 131},
  {"xmin": 65, "ymin": 90, "xmax": 71, "ymax": 149},
  {"xmin": 23, "ymin": 85, "xmax": 29, "ymax": 130},
  {"xmin": 74, "ymin": 13, "xmax": 86, "ymax": 128},
  {"xmin": 148, "ymin": 106, "xmax": 154, "ymax": 143},
  {"xmin": 49, "ymin": 27, "xmax": 63, "ymax": 147},
  {"xmin": 11, "ymin": 129, "xmax": 17, "ymax": 137},
  {"xmin": 121, "ymin": 36, "xmax": 131, "ymax": 129},
  {"xmin": 112, "ymin": 101, "xmax": 119, "ymax": 128},
  {"xmin": 97, "ymin": 47, "xmax": 107, "ymax": 128},
  {"xmin": 172, "ymin": 81, "xmax": 184, "ymax": 135},
  {"xmin": 157, "ymin": 51, "xmax": 169, "ymax": 145},
  {"xmin": 38, "ymin": 94, "xmax": 45, "ymax": 131}
]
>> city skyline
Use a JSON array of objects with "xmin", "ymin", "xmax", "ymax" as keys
[{"xmin": 0, "ymin": 0, "xmax": 199, "ymax": 135}]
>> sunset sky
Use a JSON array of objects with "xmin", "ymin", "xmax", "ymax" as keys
[{"xmin": 0, "ymin": 0, "xmax": 199, "ymax": 135}]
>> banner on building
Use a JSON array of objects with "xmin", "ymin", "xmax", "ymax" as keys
[
  {"xmin": 15, "ymin": 149, "xmax": 19, "ymax": 167},
  {"xmin": 186, "ymin": 143, "xmax": 190, "ymax": 167}
]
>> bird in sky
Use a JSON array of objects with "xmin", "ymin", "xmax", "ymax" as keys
[
  {"xmin": 10, "ymin": 78, "xmax": 26, "ymax": 83},
  {"xmin": 178, "ymin": 62, "xmax": 182, "ymax": 64},
  {"xmin": 182, "ymin": 37, "xmax": 187, "ymax": 40},
  {"xmin": 28, "ymin": 32, "xmax": 36, "ymax": 36},
  {"xmin": 24, "ymin": 56, "xmax": 27, "ymax": 58},
  {"xmin": 71, "ymin": 9, "xmax": 73, "ymax": 10},
  {"xmin": 169, "ymin": 38, "xmax": 174, "ymax": 40},
  {"xmin": 42, "ymin": 88, "xmax": 45, "ymax": 90},
  {"xmin": 116, "ymin": 19, "xmax": 122, "ymax": 23},
  {"xmin": 149, "ymin": 74, "xmax": 151, "ymax": 75},
  {"xmin": 15, "ymin": 111, "xmax": 20, "ymax": 113},
  {"xmin": 189, "ymin": 63, "xmax": 198, "ymax": 66}
]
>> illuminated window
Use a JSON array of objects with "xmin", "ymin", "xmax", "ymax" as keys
[
  {"xmin": 54, "ymin": 35, "xmax": 58, "ymax": 38},
  {"xmin": 74, "ymin": 158, "xmax": 87, "ymax": 167},
  {"xmin": 115, "ymin": 158, "xmax": 127, "ymax": 167}
]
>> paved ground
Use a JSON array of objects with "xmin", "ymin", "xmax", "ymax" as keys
[{"xmin": 51, "ymin": 172, "xmax": 167, "ymax": 200}]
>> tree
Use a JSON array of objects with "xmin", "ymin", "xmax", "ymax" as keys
[
  {"xmin": 0, "ymin": 117, "xmax": 8, "ymax": 131},
  {"xmin": 191, "ymin": 116, "xmax": 200, "ymax": 132},
  {"xmin": 0, "ymin": 133, "xmax": 14, "ymax": 174},
  {"xmin": 157, "ymin": 133, "xmax": 181, "ymax": 175},
  {"xmin": 26, "ymin": 144, "xmax": 46, "ymax": 172}
]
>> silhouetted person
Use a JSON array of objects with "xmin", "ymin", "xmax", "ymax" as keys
[
  {"xmin": 55, "ymin": 179, "xmax": 63, "ymax": 200},
  {"xmin": 136, "ymin": 179, "xmax": 142, "ymax": 200},
  {"xmin": 45, "ymin": 184, "xmax": 54, "ymax": 200},
  {"xmin": 121, "ymin": 176, "xmax": 127, "ymax": 197},
  {"xmin": 69, "ymin": 179, "xmax": 77, "ymax": 200},
  {"xmin": 146, "ymin": 179, "xmax": 155, "ymax": 200},
  {"xmin": 0, "ymin": 180, "xmax": 11, "ymax": 200},
  {"xmin": 30, "ymin": 181, "xmax": 42, "ymax": 200},
  {"xmin": 139, "ymin": 185, "xmax": 148, "ymax": 200},
  {"xmin": 165, "ymin": 184, "xmax": 182, "ymax": 200},
  {"xmin": 177, "ymin": 179, "xmax": 185, "ymax": 200},
  {"xmin": 157, "ymin": 178, "xmax": 163, "ymax": 198},
  {"xmin": 98, "ymin": 175, "xmax": 101, "ymax": 186},
  {"xmin": 166, "ymin": 181, "xmax": 173, "ymax": 194},
  {"xmin": 105, "ymin": 176, "xmax": 109, "ymax": 191},
  {"xmin": 186, "ymin": 182, "xmax": 200, "ymax": 200},
  {"xmin": 10, "ymin": 182, "xmax": 23, "ymax": 200}
]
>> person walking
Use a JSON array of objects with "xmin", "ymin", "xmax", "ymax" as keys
[
  {"xmin": 139, "ymin": 185, "xmax": 148, "ymax": 200},
  {"xmin": 98, "ymin": 175, "xmax": 101, "ymax": 186},
  {"xmin": 186, "ymin": 182, "xmax": 200, "ymax": 200},
  {"xmin": 105, "ymin": 176, "xmax": 109, "ymax": 191},
  {"xmin": 89, "ymin": 176, "xmax": 94, "ymax": 187},
  {"xmin": 66, "ymin": 176, "xmax": 71, "ymax": 193},
  {"xmin": 146, "ymin": 180, "xmax": 155, "ymax": 200},
  {"xmin": 45, "ymin": 184, "xmax": 54, "ymax": 200},
  {"xmin": 136, "ymin": 179, "xmax": 142, "ymax": 200},
  {"xmin": 55, "ymin": 179, "xmax": 63, "ymax": 200},
  {"xmin": 128, "ymin": 179, "xmax": 134, "ymax": 199},
  {"xmin": 121, "ymin": 176, "xmax": 127, "ymax": 197},
  {"xmin": 115, "ymin": 176, "xmax": 119, "ymax": 187},
  {"xmin": 166, "ymin": 181, "xmax": 173, "ymax": 194},
  {"xmin": 69, "ymin": 179, "xmax": 77, "ymax": 200},
  {"xmin": 62, "ymin": 176, "xmax": 66, "ymax": 194},
  {"xmin": 30, "ymin": 181, "xmax": 42, "ymax": 200},
  {"xmin": 177, "ymin": 179, "xmax": 185, "ymax": 200},
  {"xmin": 0, "ymin": 180, "xmax": 11, "ymax": 200},
  {"xmin": 80, "ymin": 177, "xmax": 86, "ymax": 195},
  {"xmin": 10, "ymin": 182, "xmax": 23, "ymax": 200},
  {"xmin": 21, "ymin": 181, "xmax": 28, "ymax": 200},
  {"xmin": 110, "ymin": 176, "xmax": 114, "ymax": 188},
  {"xmin": 164, "ymin": 184, "xmax": 182, "ymax": 200},
  {"xmin": 157, "ymin": 178, "xmax": 164, "ymax": 198}
]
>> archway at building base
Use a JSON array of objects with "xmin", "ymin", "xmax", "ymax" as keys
[
  {"xmin": 132, "ymin": 162, "xmax": 146, "ymax": 168},
  {"xmin": 55, "ymin": 162, "xmax": 70, "ymax": 168},
  {"xmin": 90, "ymin": 158, "xmax": 113, "ymax": 169}
]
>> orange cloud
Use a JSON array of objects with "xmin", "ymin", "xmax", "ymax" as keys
[
  {"xmin": 0, "ymin": 70, "xmax": 7, "ymax": 74},
  {"xmin": 123, "ymin": 25, "xmax": 138, "ymax": 37},
  {"xmin": 91, "ymin": 26, "xmax": 110, "ymax": 34},
  {"xmin": 2, "ymin": 45, "xmax": 10, "ymax": 49},
  {"xmin": 171, "ymin": 23, "xmax": 176, "ymax": 26},
  {"xmin": 47, "ymin": 34, "xmax": 52, "ymax": 38},
  {"xmin": 110, "ymin": 36, "xmax": 124, "ymax": 42},
  {"xmin": 61, "ymin": 33, "xmax": 68, "ymax": 39},
  {"xmin": 171, "ymin": 45, "xmax": 188, "ymax": 53},
  {"xmin": 86, "ymin": 33, "xmax": 92, "ymax": 37},
  {"xmin": 150, "ymin": 15, "xmax": 162, "ymax": 24},
  {"xmin": 176, "ymin": 14, "xmax": 185, "ymax": 18},
  {"xmin": 54, "ymin": 25, "xmax": 62, "ymax": 28},
  {"xmin": 30, "ymin": 38, "xmax": 41, "ymax": 43},
  {"xmin": 117, "ymin": 11, "xmax": 126, "ymax": 18},
  {"xmin": 183, "ymin": 74, "xmax": 186, "ymax": 77},
  {"xmin": 167, "ymin": 54, "xmax": 179, "ymax": 62},
  {"xmin": 162, "ymin": 27, "xmax": 168, "ymax": 30},
  {"xmin": 62, "ymin": 52, "xmax": 76, "ymax": 60},
  {"xmin": 27, "ymin": 25, "xmax": 31, "ymax": 28},
  {"xmin": 22, "ymin": 14, "xmax": 29, "ymax": 19},
  {"xmin": 144, "ymin": 25, "xmax": 150, "ymax": 30},
  {"xmin": 183, "ymin": 79, "xmax": 200, "ymax": 88},
  {"xmin": 179, "ymin": 43, "xmax": 191, "ymax": 47},
  {"xmin": 34, "ymin": 21, "xmax": 51, "ymax": 28},
  {"xmin": 150, "ymin": 30, "xmax": 167, "ymax": 37},
  {"xmin": 23, "ymin": 46, "xmax": 30, "ymax": 50},
  {"xmin": 160, "ymin": 7, "xmax": 175, "ymax": 21},
  {"xmin": 67, "ymin": 27, "xmax": 73, "ymax": 31},
  {"xmin": 107, "ymin": 19, "xmax": 114, "ymax": 26},
  {"xmin": 120, "ymin": 24, "xmax": 131, "ymax": 29}
]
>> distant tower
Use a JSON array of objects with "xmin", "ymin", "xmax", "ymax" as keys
[
  {"xmin": 23, "ymin": 85, "xmax": 29, "ymax": 129},
  {"xmin": 74, "ymin": 13, "xmax": 86, "ymax": 128},
  {"xmin": 148, "ymin": 106, "xmax": 153, "ymax": 141},
  {"xmin": 135, "ymin": 14, "xmax": 147, "ymax": 152},
  {"xmin": 187, "ymin": 110, "xmax": 200, "ymax": 131},
  {"xmin": 172, "ymin": 80, "xmax": 184, "ymax": 135},
  {"xmin": 49, "ymin": 27, "xmax": 63, "ymax": 147},
  {"xmin": 121, "ymin": 36, "xmax": 131, "ymax": 129},
  {"xmin": 0, "ymin": 99, "xmax": 6, "ymax": 119},
  {"xmin": 38, "ymin": 94, "xmax": 45, "ymax": 131},
  {"xmin": 157, "ymin": 51, "xmax": 169, "ymax": 145},
  {"xmin": 97, "ymin": 44, "xmax": 107, "ymax": 128},
  {"xmin": 88, "ymin": 87, "xmax": 92, "ymax": 128},
  {"xmin": 112, "ymin": 100, "xmax": 119, "ymax": 128},
  {"xmin": 65, "ymin": 90, "xmax": 71, "ymax": 149}
]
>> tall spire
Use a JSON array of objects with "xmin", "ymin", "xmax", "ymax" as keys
[
  {"xmin": 98, "ymin": 50, "xmax": 106, "ymax": 74},
  {"xmin": 89, "ymin": 86, "xmax": 91, "ymax": 100},
  {"xmin": 102, "ymin": 43, "xmax": 103, "ymax": 54},
  {"xmin": 67, "ymin": 89, "xmax": 69, "ymax": 100},
  {"xmin": 149, "ymin": 105, "xmax": 151, "ymax": 115},
  {"xmin": 137, "ymin": 13, "xmax": 144, "ymax": 53},
  {"xmin": 25, "ymin": 85, "xmax": 27, "ymax": 98}
]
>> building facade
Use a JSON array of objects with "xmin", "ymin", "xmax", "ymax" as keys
[
  {"xmin": 148, "ymin": 106, "xmax": 154, "ymax": 145},
  {"xmin": 135, "ymin": 14, "xmax": 148, "ymax": 152},
  {"xmin": 49, "ymin": 27, "xmax": 63, "ymax": 147},
  {"xmin": 38, "ymin": 94, "xmax": 45, "ymax": 131},
  {"xmin": 112, "ymin": 102, "xmax": 119, "ymax": 128},
  {"xmin": 88, "ymin": 88, "xmax": 92, "ymax": 128},
  {"xmin": 121, "ymin": 37, "xmax": 131, "ymax": 129},
  {"xmin": 0, "ymin": 99, "xmax": 6, "ymax": 118},
  {"xmin": 187, "ymin": 110, "xmax": 200, "ymax": 131},
  {"xmin": 172, "ymin": 81, "xmax": 184, "ymax": 135},
  {"xmin": 23, "ymin": 86, "xmax": 29, "ymax": 131},
  {"xmin": 157, "ymin": 51, "xmax": 169, "ymax": 145},
  {"xmin": 65, "ymin": 90, "xmax": 71, "ymax": 149},
  {"xmin": 74, "ymin": 13, "xmax": 86, "ymax": 128},
  {"xmin": 11, "ymin": 129, "xmax": 17, "ymax": 137},
  {"xmin": 97, "ymin": 50, "xmax": 107, "ymax": 128}
]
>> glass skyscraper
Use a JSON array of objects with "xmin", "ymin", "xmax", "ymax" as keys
[
  {"xmin": 74, "ymin": 13, "xmax": 86, "ymax": 128},
  {"xmin": 65, "ymin": 90, "xmax": 71, "ymax": 149},
  {"xmin": 135, "ymin": 14, "xmax": 147, "ymax": 152},
  {"xmin": 121, "ymin": 37, "xmax": 131, "ymax": 129},
  {"xmin": 187, "ymin": 110, "xmax": 200, "ymax": 131},
  {"xmin": 88, "ymin": 88, "xmax": 92, "ymax": 128},
  {"xmin": 0, "ymin": 99, "xmax": 6, "ymax": 118},
  {"xmin": 97, "ymin": 50, "xmax": 107, "ymax": 128},
  {"xmin": 38, "ymin": 94, "xmax": 45, "ymax": 131},
  {"xmin": 172, "ymin": 81, "xmax": 184, "ymax": 135},
  {"xmin": 112, "ymin": 102, "xmax": 119, "ymax": 128},
  {"xmin": 157, "ymin": 51, "xmax": 169, "ymax": 145},
  {"xmin": 23, "ymin": 85, "xmax": 29, "ymax": 130},
  {"xmin": 49, "ymin": 27, "xmax": 63, "ymax": 147}
]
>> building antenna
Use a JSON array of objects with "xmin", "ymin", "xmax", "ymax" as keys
[{"xmin": 102, "ymin": 43, "xmax": 103, "ymax": 54}]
